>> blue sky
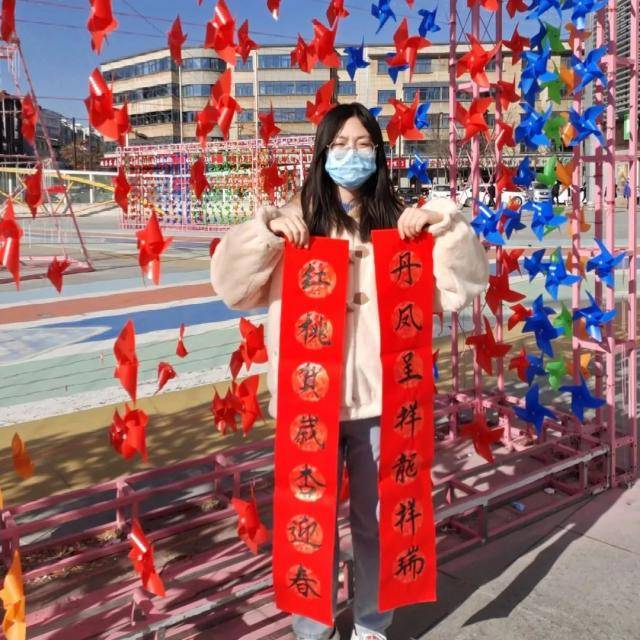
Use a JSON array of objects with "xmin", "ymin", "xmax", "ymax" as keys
[{"xmin": 17, "ymin": 0, "xmax": 541, "ymax": 122}]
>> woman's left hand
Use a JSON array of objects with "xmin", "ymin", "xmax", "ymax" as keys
[{"xmin": 397, "ymin": 207, "xmax": 444, "ymax": 240}]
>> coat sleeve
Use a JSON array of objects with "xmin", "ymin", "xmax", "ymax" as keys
[
  {"xmin": 210, "ymin": 205, "xmax": 285, "ymax": 310},
  {"xmin": 422, "ymin": 197, "xmax": 490, "ymax": 313}
]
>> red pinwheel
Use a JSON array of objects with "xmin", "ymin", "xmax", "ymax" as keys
[
  {"xmin": 387, "ymin": 93, "xmax": 424, "ymax": 147},
  {"xmin": 209, "ymin": 237, "xmax": 221, "ymax": 257},
  {"xmin": 495, "ymin": 120, "xmax": 515, "ymax": 151},
  {"xmin": 190, "ymin": 156, "xmax": 210, "ymax": 199},
  {"xmin": 21, "ymin": 95, "xmax": 38, "ymax": 146},
  {"xmin": 290, "ymin": 34, "xmax": 318, "ymax": 73},
  {"xmin": 261, "ymin": 161, "xmax": 286, "ymax": 200},
  {"xmin": 465, "ymin": 315, "xmax": 512, "ymax": 375},
  {"xmin": 156, "ymin": 361, "xmax": 177, "ymax": 392},
  {"xmin": 496, "ymin": 162, "xmax": 517, "ymax": 193},
  {"xmin": 136, "ymin": 210, "xmax": 173, "ymax": 286},
  {"xmin": 195, "ymin": 102, "xmax": 219, "ymax": 148},
  {"xmin": 110, "ymin": 404, "xmax": 148, "ymax": 461},
  {"xmin": 0, "ymin": 199, "xmax": 22, "ymax": 289},
  {"xmin": 327, "ymin": 0, "xmax": 349, "ymax": 25},
  {"xmin": 167, "ymin": 15, "xmax": 187, "ymax": 66},
  {"xmin": 493, "ymin": 78, "xmax": 520, "ymax": 111},
  {"xmin": 24, "ymin": 163, "xmax": 43, "ymax": 218},
  {"xmin": 386, "ymin": 18, "xmax": 431, "ymax": 80},
  {"xmin": 231, "ymin": 374, "xmax": 263, "ymax": 436},
  {"xmin": 87, "ymin": 0, "xmax": 118, "ymax": 53},
  {"xmin": 502, "ymin": 26, "xmax": 529, "ymax": 65},
  {"xmin": 1, "ymin": 0, "xmax": 16, "ymax": 42},
  {"xmin": 485, "ymin": 270, "xmax": 526, "ymax": 316},
  {"xmin": 310, "ymin": 19, "xmax": 340, "ymax": 68},
  {"xmin": 113, "ymin": 165, "xmax": 130, "ymax": 214},
  {"xmin": 455, "ymin": 97, "xmax": 492, "ymax": 144},
  {"xmin": 85, "ymin": 68, "xmax": 130, "ymax": 145},
  {"xmin": 499, "ymin": 248, "xmax": 524, "ymax": 274},
  {"xmin": 467, "ymin": 0, "xmax": 499, "ymax": 11},
  {"xmin": 204, "ymin": 0, "xmax": 237, "ymax": 66},
  {"xmin": 508, "ymin": 346, "xmax": 529, "ymax": 383},
  {"xmin": 258, "ymin": 104, "xmax": 281, "ymax": 146},
  {"xmin": 211, "ymin": 388, "xmax": 241, "ymax": 434},
  {"xmin": 460, "ymin": 412, "xmax": 504, "ymax": 464},
  {"xmin": 113, "ymin": 319, "xmax": 138, "ymax": 402},
  {"xmin": 176, "ymin": 323, "xmax": 188, "ymax": 358},
  {"xmin": 507, "ymin": 303, "xmax": 532, "ymax": 330},
  {"xmin": 128, "ymin": 519, "xmax": 165, "ymax": 597},
  {"xmin": 506, "ymin": 0, "xmax": 529, "ymax": 17},
  {"xmin": 457, "ymin": 34, "xmax": 500, "ymax": 88},
  {"xmin": 46, "ymin": 257, "xmax": 70, "ymax": 293},
  {"xmin": 239, "ymin": 317, "xmax": 268, "ymax": 367},
  {"xmin": 231, "ymin": 492, "xmax": 269, "ymax": 554},
  {"xmin": 306, "ymin": 78, "xmax": 336, "ymax": 125},
  {"xmin": 211, "ymin": 68, "xmax": 242, "ymax": 139},
  {"xmin": 237, "ymin": 20, "xmax": 259, "ymax": 64},
  {"xmin": 267, "ymin": 0, "xmax": 280, "ymax": 19}
]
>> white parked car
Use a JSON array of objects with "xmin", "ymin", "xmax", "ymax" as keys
[
  {"xmin": 530, "ymin": 181, "xmax": 552, "ymax": 202},
  {"xmin": 428, "ymin": 184, "xmax": 459, "ymax": 201},
  {"xmin": 500, "ymin": 188, "xmax": 528, "ymax": 208},
  {"xmin": 457, "ymin": 184, "xmax": 490, "ymax": 207}
]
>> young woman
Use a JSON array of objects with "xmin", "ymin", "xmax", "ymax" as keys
[{"xmin": 210, "ymin": 102, "xmax": 489, "ymax": 640}]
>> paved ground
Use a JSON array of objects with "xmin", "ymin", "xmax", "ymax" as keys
[{"xmin": 0, "ymin": 203, "xmax": 638, "ymax": 638}]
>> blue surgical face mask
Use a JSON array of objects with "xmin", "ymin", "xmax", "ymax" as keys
[{"xmin": 324, "ymin": 147, "xmax": 377, "ymax": 190}]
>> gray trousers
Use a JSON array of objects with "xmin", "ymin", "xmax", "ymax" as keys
[{"xmin": 291, "ymin": 416, "xmax": 394, "ymax": 639}]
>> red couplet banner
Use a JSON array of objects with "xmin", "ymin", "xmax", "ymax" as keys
[
  {"xmin": 371, "ymin": 228, "xmax": 437, "ymax": 611},
  {"xmin": 272, "ymin": 237, "xmax": 349, "ymax": 625}
]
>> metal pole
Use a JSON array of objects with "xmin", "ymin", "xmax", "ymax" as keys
[
  {"xmin": 72, "ymin": 116, "xmax": 77, "ymax": 168},
  {"xmin": 178, "ymin": 64, "xmax": 184, "ymax": 144}
]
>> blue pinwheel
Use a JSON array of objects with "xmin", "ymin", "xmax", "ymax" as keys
[
  {"xmin": 344, "ymin": 40, "xmax": 370, "ymax": 81},
  {"xmin": 385, "ymin": 54, "xmax": 409, "ymax": 83},
  {"xmin": 543, "ymin": 247, "xmax": 581, "ymax": 300},
  {"xmin": 418, "ymin": 8, "xmax": 441, "ymax": 38},
  {"xmin": 414, "ymin": 101, "xmax": 431, "ymax": 130},
  {"xmin": 586, "ymin": 238, "xmax": 626, "ymax": 288},
  {"xmin": 520, "ymin": 47, "xmax": 554, "ymax": 104},
  {"xmin": 470, "ymin": 202, "xmax": 504, "ymax": 246},
  {"xmin": 529, "ymin": 20, "xmax": 547, "ymax": 51},
  {"xmin": 524, "ymin": 248, "xmax": 547, "ymax": 281},
  {"xmin": 526, "ymin": 0, "xmax": 563, "ymax": 21},
  {"xmin": 371, "ymin": 0, "xmax": 396, "ymax": 33},
  {"xmin": 523, "ymin": 198, "xmax": 567, "ymax": 241},
  {"xmin": 502, "ymin": 206, "xmax": 526, "ymax": 238},
  {"xmin": 513, "ymin": 157, "xmax": 537, "ymax": 188},
  {"xmin": 559, "ymin": 374, "xmax": 606, "ymax": 423},
  {"xmin": 568, "ymin": 105, "xmax": 605, "ymax": 146},
  {"xmin": 526, "ymin": 353, "xmax": 547, "ymax": 385},
  {"xmin": 572, "ymin": 46, "xmax": 607, "ymax": 94},
  {"xmin": 522, "ymin": 295, "xmax": 563, "ymax": 357},
  {"xmin": 563, "ymin": 0, "xmax": 608, "ymax": 31},
  {"xmin": 408, "ymin": 154, "xmax": 431, "ymax": 184},
  {"xmin": 515, "ymin": 103, "xmax": 553, "ymax": 151},
  {"xmin": 369, "ymin": 106, "xmax": 383, "ymax": 118},
  {"xmin": 573, "ymin": 291, "xmax": 616, "ymax": 341},
  {"xmin": 514, "ymin": 383, "xmax": 557, "ymax": 436}
]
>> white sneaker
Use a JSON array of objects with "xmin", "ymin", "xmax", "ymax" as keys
[{"xmin": 350, "ymin": 629, "xmax": 387, "ymax": 640}]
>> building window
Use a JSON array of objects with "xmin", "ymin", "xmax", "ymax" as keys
[
  {"xmin": 258, "ymin": 54, "xmax": 294, "ymax": 69},
  {"xmin": 265, "ymin": 107, "xmax": 308, "ymax": 122},
  {"xmin": 236, "ymin": 57, "xmax": 254, "ymax": 72},
  {"xmin": 181, "ymin": 84, "xmax": 212, "ymax": 98},
  {"xmin": 238, "ymin": 110, "xmax": 254, "ymax": 122},
  {"xmin": 235, "ymin": 82, "xmax": 254, "ymax": 97},
  {"xmin": 377, "ymin": 115, "xmax": 391, "ymax": 129},
  {"xmin": 129, "ymin": 110, "xmax": 179, "ymax": 126},
  {"xmin": 404, "ymin": 85, "xmax": 449, "ymax": 102},
  {"xmin": 338, "ymin": 81, "xmax": 356, "ymax": 95},
  {"xmin": 113, "ymin": 83, "xmax": 177, "ymax": 104},
  {"xmin": 259, "ymin": 80, "xmax": 327, "ymax": 96},
  {"xmin": 377, "ymin": 59, "xmax": 389, "ymax": 75},
  {"xmin": 413, "ymin": 57, "xmax": 433, "ymax": 74},
  {"xmin": 182, "ymin": 57, "xmax": 227, "ymax": 72},
  {"xmin": 378, "ymin": 89, "xmax": 396, "ymax": 104},
  {"xmin": 103, "ymin": 57, "xmax": 175, "ymax": 81}
]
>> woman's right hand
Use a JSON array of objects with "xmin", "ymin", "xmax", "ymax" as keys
[{"xmin": 267, "ymin": 216, "xmax": 310, "ymax": 248}]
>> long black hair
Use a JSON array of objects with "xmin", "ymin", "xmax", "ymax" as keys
[{"xmin": 300, "ymin": 102, "xmax": 404, "ymax": 242}]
